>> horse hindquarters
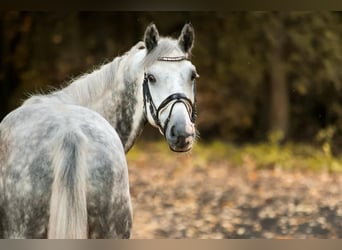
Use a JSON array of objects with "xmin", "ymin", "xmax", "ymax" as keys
[
  {"xmin": 47, "ymin": 124, "xmax": 133, "ymax": 239},
  {"xmin": 0, "ymin": 104, "xmax": 132, "ymax": 238}
]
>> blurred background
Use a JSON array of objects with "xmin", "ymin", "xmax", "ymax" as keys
[
  {"xmin": 1, "ymin": 11, "xmax": 342, "ymax": 238},
  {"xmin": 1, "ymin": 11, "xmax": 342, "ymax": 149}
]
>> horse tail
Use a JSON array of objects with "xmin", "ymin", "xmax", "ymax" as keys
[{"xmin": 48, "ymin": 130, "xmax": 88, "ymax": 239}]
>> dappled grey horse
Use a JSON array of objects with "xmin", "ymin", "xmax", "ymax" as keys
[{"xmin": 0, "ymin": 23, "xmax": 199, "ymax": 238}]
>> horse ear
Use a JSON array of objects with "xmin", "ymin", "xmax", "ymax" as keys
[
  {"xmin": 178, "ymin": 23, "xmax": 195, "ymax": 53},
  {"xmin": 144, "ymin": 23, "xmax": 159, "ymax": 53}
]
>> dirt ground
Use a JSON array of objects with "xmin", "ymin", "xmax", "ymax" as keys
[{"xmin": 127, "ymin": 143, "xmax": 342, "ymax": 239}]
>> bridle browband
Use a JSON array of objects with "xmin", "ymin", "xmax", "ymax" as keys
[{"xmin": 142, "ymin": 56, "xmax": 197, "ymax": 135}]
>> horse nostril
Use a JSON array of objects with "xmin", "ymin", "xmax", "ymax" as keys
[{"xmin": 170, "ymin": 125, "xmax": 176, "ymax": 138}]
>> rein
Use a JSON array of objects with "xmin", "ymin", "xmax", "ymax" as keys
[{"xmin": 142, "ymin": 56, "xmax": 197, "ymax": 135}]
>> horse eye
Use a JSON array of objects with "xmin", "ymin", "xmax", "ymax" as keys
[
  {"xmin": 147, "ymin": 74, "xmax": 156, "ymax": 83},
  {"xmin": 191, "ymin": 71, "xmax": 199, "ymax": 81}
]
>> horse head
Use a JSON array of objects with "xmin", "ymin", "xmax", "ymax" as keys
[{"xmin": 142, "ymin": 23, "xmax": 199, "ymax": 152}]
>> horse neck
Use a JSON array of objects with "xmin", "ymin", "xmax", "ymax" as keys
[{"xmin": 48, "ymin": 49, "xmax": 147, "ymax": 152}]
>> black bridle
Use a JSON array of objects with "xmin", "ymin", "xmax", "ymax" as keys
[{"xmin": 142, "ymin": 56, "xmax": 197, "ymax": 135}]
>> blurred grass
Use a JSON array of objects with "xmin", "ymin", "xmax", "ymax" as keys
[{"xmin": 127, "ymin": 139, "xmax": 342, "ymax": 173}]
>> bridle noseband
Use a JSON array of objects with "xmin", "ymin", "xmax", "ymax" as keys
[{"xmin": 142, "ymin": 56, "xmax": 197, "ymax": 135}]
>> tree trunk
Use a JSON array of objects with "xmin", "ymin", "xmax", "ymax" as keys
[{"xmin": 266, "ymin": 14, "xmax": 290, "ymax": 142}]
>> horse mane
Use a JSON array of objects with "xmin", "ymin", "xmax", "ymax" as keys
[
  {"xmin": 23, "ymin": 41, "xmax": 144, "ymax": 106},
  {"xmin": 23, "ymin": 37, "xmax": 186, "ymax": 108},
  {"xmin": 54, "ymin": 37, "xmax": 186, "ymax": 106}
]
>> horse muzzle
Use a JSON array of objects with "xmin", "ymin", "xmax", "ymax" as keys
[{"xmin": 165, "ymin": 120, "xmax": 195, "ymax": 152}]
